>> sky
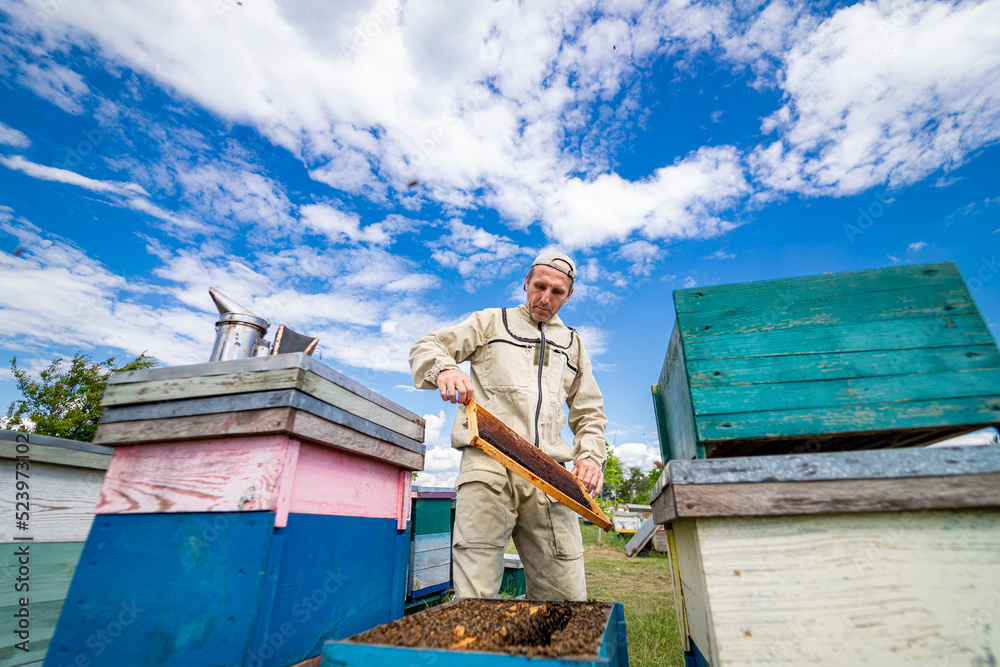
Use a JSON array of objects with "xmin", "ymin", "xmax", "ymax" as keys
[{"xmin": 1, "ymin": 0, "xmax": 998, "ymax": 487}]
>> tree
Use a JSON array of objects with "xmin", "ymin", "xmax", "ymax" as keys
[
  {"xmin": 597, "ymin": 445, "xmax": 625, "ymax": 509},
  {"xmin": 6, "ymin": 351, "xmax": 157, "ymax": 442},
  {"xmin": 619, "ymin": 466, "xmax": 648, "ymax": 504},
  {"xmin": 644, "ymin": 466, "xmax": 662, "ymax": 498}
]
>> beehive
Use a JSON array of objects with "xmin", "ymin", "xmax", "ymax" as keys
[
  {"xmin": 649, "ymin": 445, "xmax": 1000, "ymax": 666},
  {"xmin": 652, "ymin": 262, "xmax": 1000, "ymax": 461},
  {"xmin": 408, "ymin": 486, "xmax": 456, "ymax": 603},
  {"xmin": 0, "ymin": 430, "xmax": 113, "ymax": 667},
  {"xmin": 322, "ymin": 598, "xmax": 628, "ymax": 666},
  {"xmin": 46, "ymin": 353, "xmax": 425, "ymax": 667}
]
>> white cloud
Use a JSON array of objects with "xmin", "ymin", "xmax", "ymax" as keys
[
  {"xmin": 0, "ymin": 122, "xmax": 30, "ymax": 148},
  {"xmin": 1, "ymin": 0, "xmax": 759, "ymax": 252},
  {"xmin": 704, "ymin": 249, "xmax": 735, "ymax": 260},
  {"xmin": 927, "ymin": 427, "xmax": 998, "ymax": 448},
  {"xmin": 0, "ymin": 219, "xmax": 211, "ymax": 366},
  {"xmin": 615, "ymin": 240, "xmax": 662, "ymax": 277},
  {"xmin": 542, "ymin": 146, "xmax": 748, "ymax": 248},
  {"xmin": 613, "ymin": 441, "xmax": 661, "ymax": 471},
  {"xmin": 16, "ymin": 61, "xmax": 90, "ymax": 114},
  {"xmin": 756, "ymin": 0, "xmax": 1000, "ymax": 196},
  {"xmin": 0, "ymin": 155, "xmax": 148, "ymax": 197},
  {"xmin": 411, "ymin": 409, "xmax": 460, "ymax": 487},
  {"xmin": 683, "ymin": 276, "xmax": 697, "ymax": 288},
  {"xmin": 3, "ymin": 0, "xmax": 997, "ymax": 243},
  {"xmin": 430, "ymin": 220, "xmax": 529, "ymax": 286},
  {"xmin": 174, "ymin": 163, "xmax": 294, "ymax": 233},
  {"xmin": 300, "ymin": 203, "xmax": 390, "ymax": 245},
  {"xmin": 573, "ymin": 326, "xmax": 609, "ymax": 358},
  {"xmin": 908, "ymin": 241, "xmax": 929, "ymax": 252}
]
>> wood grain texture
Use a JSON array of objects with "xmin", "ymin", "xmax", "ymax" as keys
[
  {"xmin": 0, "ymin": 460, "xmax": 105, "ymax": 543},
  {"xmin": 413, "ymin": 532, "xmax": 451, "ymax": 552},
  {"xmin": 92, "ymin": 407, "xmax": 424, "ymax": 470},
  {"xmin": 412, "ymin": 562, "xmax": 451, "ymax": 589},
  {"xmin": 290, "ymin": 410, "xmax": 423, "ymax": 470},
  {"xmin": 658, "ymin": 473, "xmax": 1000, "ymax": 522},
  {"xmin": 106, "ymin": 352, "xmax": 423, "ymax": 425},
  {"xmin": 667, "ymin": 444, "xmax": 1000, "ymax": 485},
  {"xmin": 697, "ymin": 397, "xmax": 1000, "ymax": 442},
  {"xmin": 413, "ymin": 548, "xmax": 451, "ymax": 570},
  {"xmin": 687, "ymin": 344, "xmax": 1000, "ymax": 388},
  {"xmin": 650, "ymin": 384, "xmax": 672, "ymax": 464},
  {"xmin": 102, "ymin": 368, "xmax": 301, "ymax": 406},
  {"xmin": 286, "ymin": 441, "xmax": 408, "ymax": 521},
  {"xmin": 664, "ymin": 528, "xmax": 689, "ymax": 652},
  {"xmin": 261, "ymin": 514, "xmax": 411, "ymax": 666},
  {"xmin": 0, "ymin": 601, "xmax": 59, "ymax": 666},
  {"xmin": 674, "ymin": 262, "xmax": 964, "ymax": 317},
  {"xmin": 0, "ymin": 441, "xmax": 111, "ymax": 471},
  {"xmin": 96, "ymin": 436, "xmax": 296, "ymax": 516},
  {"xmin": 0, "ymin": 542, "xmax": 83, "ymax": 604},
  {"xmin": 680, "ymin": 313, "xmax": 994, "ymax": 361},
  {"xmin": 658, "ymin": 263, "xmax": 1000, "ymax": 459},
  {"xmin": 691, "ymin": 366, "xmax": 1000, "ymax": 416},
  {"xmin": 98, "ymin": 389, "xmax": 425, "ymax": 455},
  {"xmin": 658, "ymin": 323, "xmax": 699, "ymax": 461},
  {"xmin": 669, "ymin": 521, "xmax": 718, "ymax": 666},
  {"xmin": 689, "ymin": 509, "xmax": 1000, "ymax": 666},
  {"xmin": 0, "ymin": 429, "xmax": 112, "ymax": 456},
  {"xmin": 651, "ymin": 481, "xmax": 676, "ymax": 526},
  {"xmin": 47, "ymin": 512, "xmax": 275, "ymax": 667},
  {"xmin": 102, "ymin": 369, "xmax": 424, "ymax": 442},
  {"xmin": 0, "ymin": 542, "xmax": 84, "ymax": 667},
  {"xmin": 93, "ymin": 406, "xmax": 293, "ymax": 444},
  {"xmin": 677, "ymin": 278, "xmax": 977, "ymax": 336}
]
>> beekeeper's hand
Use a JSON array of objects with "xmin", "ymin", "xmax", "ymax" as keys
[{"xmin": 437, "ymin": 368, "xmax": 474, "ymax": 405}]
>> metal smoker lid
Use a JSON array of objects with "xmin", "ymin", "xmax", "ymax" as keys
[{"xmin": 209, "ymin": 287, "xmax": 269, "ymax": 330}]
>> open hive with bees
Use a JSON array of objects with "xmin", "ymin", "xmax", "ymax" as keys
[{"xmin": 320, "ymin": 598, "xmax": 629, "ymax": 666}]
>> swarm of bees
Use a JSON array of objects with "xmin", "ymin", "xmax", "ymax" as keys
[{"xmin": 348, "ymin": 598, "xmax": 610, "ymax": 657}]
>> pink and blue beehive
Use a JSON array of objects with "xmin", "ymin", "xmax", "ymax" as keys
[{"xmin": 44, "ymin": 353, "xmax": 424, "ymax": 667}]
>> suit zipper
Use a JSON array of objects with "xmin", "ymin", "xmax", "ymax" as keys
[{"xmin": 534, "ymin": 322, "xmax": 546, "ymax": 448}]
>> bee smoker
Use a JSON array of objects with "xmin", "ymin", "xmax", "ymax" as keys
[{"xmin": 208, "ymin": 287, "xmax": 271, "ymax": 361}]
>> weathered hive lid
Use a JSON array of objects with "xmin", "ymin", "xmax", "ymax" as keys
[
  {"xmin": 92, "ymin": 353, "xmax": 425, "ymax": 468},
  {"xmin": 0, "ymin": 429, "xmax": 113, "ymax": 470}
]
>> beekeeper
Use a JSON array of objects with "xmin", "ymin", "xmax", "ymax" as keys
[{"xmin": 408, "ymin": 251, "xmax": 608, "ymax": 601}]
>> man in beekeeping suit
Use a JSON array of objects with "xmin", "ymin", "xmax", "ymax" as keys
[{"xmin": 409, "ymin": 251, "xmax": 607, "ymax": 600}]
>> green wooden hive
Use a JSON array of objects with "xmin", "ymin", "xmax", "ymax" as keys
[{"xmin": 652, "ymin": 262, "xmax": 1000, "ymax": 461}]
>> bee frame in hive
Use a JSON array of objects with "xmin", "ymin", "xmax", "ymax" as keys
[
  {"xmin": 465, "ymin": 400, "xmax": 613, "ymax": 531},
  {"xmin": 320, "ymin": 598, "xmax": 629, "ymax": 666}
]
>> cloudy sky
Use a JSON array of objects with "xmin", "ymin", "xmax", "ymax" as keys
[{"xmin": 1, "ymin": 0, "xmax": 998, "ymax": 486}]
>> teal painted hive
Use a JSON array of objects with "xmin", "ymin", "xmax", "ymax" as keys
[
  {"xmin": 652, "ymin": 262, "xmax": 1000, "ymax": 461},
  {"xmin": 0, "ymin": 430, "xmax": 113, "ymax": 667},
  {"xmin": 407, "ymin": 486, "xmax": 456, "ymax": 603}
]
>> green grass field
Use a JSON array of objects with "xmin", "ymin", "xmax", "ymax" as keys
[{"xmin": 580, "ymin": 523, "xmax": 685, "ymax": 667}]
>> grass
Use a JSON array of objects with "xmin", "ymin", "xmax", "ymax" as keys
[{"xmin": 580, "ymin": 523, "xmax": 685, "ymax": 667}]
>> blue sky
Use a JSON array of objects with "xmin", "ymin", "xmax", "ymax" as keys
[{"xmin": 1, "ymin": 0, "xmax": 998, "ymax": 486}]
